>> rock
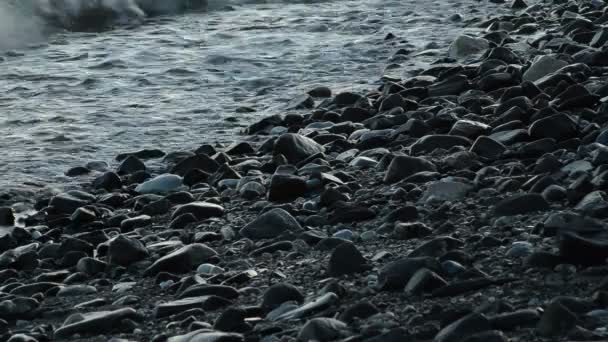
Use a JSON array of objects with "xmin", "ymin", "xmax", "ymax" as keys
[
  {"xmin": 214, "ymin": 307, "xmax": 250, "ymax": 333},
  {"xmin": 405, "ymin": 268, "xmax": 448, "ymax": 295},
  {"xmin": 328, "ymin": 242, "xmax": 370, "ymax": 276},
  {"xmin": 239, "ymin": 181, "xmax": 265, "ymax": 200},
  {"xmin": 308, "ymin": 86, "xmax": 332, "ymax": 98},
  {"xmin": 558, "ymin": 231, "xmax": 608, "ymax": 266},
  {"xmin": 117, "ymin": 155, "xmax": 145, "ymax": 175},
  {"xmin": 537, "ymin": 301, "xmax": 578, "ymax": 337},
  {"xmin": 93, "ymin": 171, "xmax": 122, "ymax": 191},
  {"xmin": 0, "ymin": 208, "xmax": 15, "ymax": 226},
  {"xmin": 166, "ymin": 330, "xmax": 244, "ymax": 342},
  {"xmin": 575, "ymin": 191, "xmax": 608, "ymax": 217},
  {"xmin": 155, "ymin": 296, "xmax": 232, "ymax": 318},
  {"xmin": 0, "ymin": 297, "xmax": 39, "ymax": 320},
  {"xmin": 57, "ymin": 285, "xmax": 98, "ymax": 297},
  {"xmin": 448, "ymin": 35, "xmax": 489, "ymax": 58},
  {"xmin": 339, "ymin": 302, "xmax": 379, "ymax": 323},
  {"xmin": 171, "ymin": 202, "xmax": 225, "ymax": 221},
  {"xmin": 329, "ymin": 204, "xmax": 376, "ymax": 224},
  {"xmin": 274, "ymin": 292, "xmax": 339, "ymax": 320},
  {"xmin": 49, "ymin": 193, "xmax": 87, "ymax": 215},
  {"xmin": 170, "ymin": 213, "xmax": 197, "ymax": 229},
  {"xmin": 239, "ymin": 208, "xmax": 302, "ymax": 240},
  {"xmin": 121, "ymin": 215, "xmax": 151, "ymax": 231},
  {"xmin": 529, "ymin": 114, "xmax": 578, "ymax": 141},
  {"xmin": 449, "ymin": 120, "xmax": 490, "ymax": 139},
  {"xmin": 287, "ymin": 94, "xmax": 314, "ymax": 110},
  {"xmin": 434, "ymin": 313, "xmax": 491, "ymax": 342},
  {"xmin": 383, "ymin": 156, "xmax": 437, "ymax": 184},
  {"xmin": 76, "ymin": 257, "xmax": 107, "ymax": 275},
  {"xmin": 378, "ymin": 257, "xmax": 440, "ymax": 291},
  {"xmin": 171, "ymin": 154, "xmax": 220, "ymax": 176},
  {"xmin": 262, "ymin": 283, "xmax": 304, "ymax": 309},
  {"xmin": 470, "ymin": 136, "xmax": 506, "ymax": 160},
  {"xmin": 54, "ymin": 308, "xmax": 139, "ymax": 338},
  {"xmin": 268, "ymin": 174, "xmax": 307, "ymax": 202},
  {"xmin": 349, "ymin": 156, "xmax": 378, "ymax": 169},
  {"xmin": 523, "ymin": 55, "xmax": 568, "ymax": 82},
  {"xmin": 489, "ymin": 309, "xmax": 540, "ymax": 330},
  {"xmin": 297, "ymin": 318, "xmax": 349, "ymax": 342},
  {"xmin": 135, "ymin": 174, "xmax": 184, "ymax": 194},
  {"xmin": 493, "ymin": 193, "xmax": 549, "ymax": 216},
  {"xmin": 71, "ymin": 207, "xmax": 96, "ymax": 224},
  {"xmin": 410, "ymin": 135, "xmax": 472, "ymax": 154},
  {"xmin": 420, "ymin": 181, "xmax": 472, "ymax": 203},
  {"xmin": 144, "ymin": 244, "xmax": 218, "ymax": 276},
  {"xmin": 108, "ymin": 235, "xmax": 149, "ymax": 266},
  {"xmin": 506, "ymin": 241, "xmax": 533, "ymax": 258},
  {"xmin": 274, "ymin": 133, "xmax": 325, "ymax": 164}
]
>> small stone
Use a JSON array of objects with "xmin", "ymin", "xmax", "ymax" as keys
[
  {"xmin": 434, "ymin": 313, "xmax": 491, "ymax": 342},
  {"xmin": 448, "ymin": 35, "xmax": 489, "ymax": 58},
  {"xmin": 384, "ymin": 155, "xmax": 437, "ymax": 184},
  {"xmin": 470, "ymin": 136, "xmax": 506, "ymax": 160},
  {"xmin": 171, "ymin": 202, "xmax": 224, "ymax": 221},
  {"xmin": 108, "ymin": 235, "xmax": 149, "ymax": 266},
  {"xmin": 297, "ymin": 318, "xmax": 349, "ymax": 342},
  {"xmin": 57, "ymin": 285, "xmax": 98, "ymax": 297},
  {"xmin": 328, "ymin": 242, "xmax": 370, "ymax": 276},
  {"xmin": 493, "ymin": 193, "xmax": 549, "ymax": 216},
  {"xmin": 144, "ymin": 244, "xmax": 218, "ymax": 276},
  {"xmin": 239, "ymin": 208, "xmax": 302, "ymax": 240},
  {"xmin": 274, "ymin": 133, "xmax": 325, "ymax": 164},
  {"xmin": 76, "ymin": 257, "xmax": 107, "ymax": 275},
  {"xmin": 378, "ymin": 257, "xmax": 440, "ymax": 291},
  {"xmin": 117, "ymin": 155, "xmax": 146, "ymax": 175},
  {"xmin": 262, "ymin": 283, "xmax": 304, "ymax": 309}
]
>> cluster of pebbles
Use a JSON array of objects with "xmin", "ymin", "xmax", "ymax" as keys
[{"xmin": 5, "ymin": 0, "xmax": 608, "ymax": 341}]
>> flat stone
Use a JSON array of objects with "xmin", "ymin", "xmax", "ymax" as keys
[
  {"xmin": 274, "ymin": 133, "xmax": 325, "ymax": 164},
  {"xmin": 410, "ymin": 135, "xmax": 472, "ymax": 154},
  {"xmin": 239, "ymin": 208, "xmax": 302, "ymax": 240},
  {"xmin": 434, "ymin": 313, "xmax": 492, "ymax": 342},
  {"xmin": 108, "ymin": 235, "xmax": 149, "ymax": 266},
  {"xmin": 383, "ymin": 155, "xmax": 437, "ymax": 184},
  {"xmin": 166, "ymin": 330, "xmax": 244, "ymax": 342},
  {"xmin": 493, "ymin": 193, "xmax": 549, "ymax": 216},
  {"xmin": 144, "ymin": 244, "xmax": 218, "ymax": 276},
  {"xmin": 523, "ymin": 55, "xmax": 569, "ymax": 82},
  {"xmin": 54, "ymin": 308, "xmax": 139, "ymax": 338},
  {"xmin": 135, "ymin": 174, "xmax": 184, "ymax": 194},
  {"xmin": 154, "ymin": 296, "xmax": 232, "ymax": 318},
  {"xmin": 171, "ymin": 202, "xmax": 225, "ymax": 221},
  {"xmin": 297, "ymin": 318, "xmax": 349, "ymax": 342}
]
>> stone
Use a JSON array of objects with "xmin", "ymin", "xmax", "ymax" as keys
[
  {"xmin": 448, "ymin": 35, "xmax": 489, "ymax": 58},
  {"xmin": 214, "ymin": 307, "xmax": 250, "ymax": 333},
  {"xmin": 529, "ymin": 114, "xmax": 578, "ymax": 141},
  {"xmin": 262, "ymin": 283, "xmax": 304, "ymax": 309},
  {"xmin": 297, "ymin": 318, "xmax": 349, "ymax": 342},
  {"xmin": 171, "ymin": 202, "xmax": 224, "ymax": 221},
  {"xmin": 470, "ymin": 136, "xmax": 506, "ymax": 160},
  {"xmin": 166, "ymin": 330, "xmax": 244, "ymax": 342},
  {"xmin": 287, "ymin": 94, "xmax": 314, "ymax": 110},
  {"xmin": 135, "ymin": 174, "xmax": 184, "ymax": 194},
  {"xmin": 434, "ymin": 313, "xmax": 492, "ymax": 342},
  {"xmin": 558, "ymin": 231, "xmax": 608, "ymax": 266},
  {"xmin": 405, "ymin": 268, "xmax": 448, "ymax": 295},
  {"xmin": 117, "ymin": 155, "xmax": 146, "ymax": 175},
  {"xmin": 268, "ymin": 174, "xmax": 307, "ymax": 202},
  {"xmin": 57, "ymin": 285, "xmax": 98, "ymax": 297},
  {"xmin": 410, "ymin": 135, "xmax": 472, "ymax": 154},
  {"xmin": 493, "ymin": 193, "xmax": 549, "ymax": 216},
  {"xmin": 93, "ymin": 171, "xmax": 122, "ymax": 191},
  {"xmin": 171, "ymin": 154, "xmax": 220, "ymax": 176},
  {"xmin": 121, "ymin": 215, "xmax": 151, "ymax": 231},
  {"xmin": 239, "ymin": 208, "xmax": 302, "ymax": 240},
  {"xmin": 49, "ymin": 193, "xmax": 87, "ymax": 215},
  {"xmin": 76, "ymin": 257, "xmax": 107, "ymax": 275},
  {"xmin": 274, "ymin": 133, "xmax": 325, "ymax": 164},
  {"xmin": 537, "ymin": 301, "xmax": 578, "ymax": 337},
  {"xmin": 108, "ymin": 235, "xmax": 149, "ymax": 266},
  {"xmin": 155, "ymin": 296, "xmax": 232, "ymax": 318},
  {"xmin": 0, "ymin": 208, "xmax": 15, "ymax": 226},
  {"xmin": 328, "ymin": 242, "xmax": 370, "ymax": 276},
  {"xmin": 523, "ymin": 55, "xmax": 568, "ymax": 82},
  {"xmin": 339, "ymin": 302, "xmax": 379, "ymax": 323},
  {"xmin": 274, "ymin": 292, "xmax": 339, "ymax": 321},
  {"xmin": 54, "ymin": 308, "xmax": 139, "ymax": 338},
  {"xmin": 0, "ymin": 297, "xmax": 39, "ymax": 320},
  {"xmin": 378, "ymin": 257, "xmax": 440, "ymax": 291},
  {"xmin": 420, "ymin": 181, "xmax": 472, "ymax": 203},
  {"xmin": 575, "ymin": 191, "xmax": 608, "ymax": 217},
  {"xmin": 449, "ymin": 120, "xmax": 490, "ymax": 139},
  {"xmin": 383, "ymin": 155, "xmax": 437, "ymax": 184},
  {"xmin": 144, "ymin": 244, "xmax": 218, "ymax": 276},
  {"xmin": 70, "ymin": 207, "xmax": 96, "ymax": 224}
]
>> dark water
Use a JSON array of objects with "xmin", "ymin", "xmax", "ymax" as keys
[{"xmin": 0, "ymin": 0, "xmax": 504, "ymax": 192}]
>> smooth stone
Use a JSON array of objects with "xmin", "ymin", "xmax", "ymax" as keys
[
  {"xmin": 448, "ymin": 35, "xmax": 489, "ymax": 58},
  {"xmin": 449, "ymin": 120, "xmax": 490, "ymax": 139},
  {"xmin": 529, "ymin": 114, "xmax": 578, "ymax": 141},
  {"xmin": 410, "ymin": 135, "xmax": 472, "ymax": 154},
  {"xmin": 144, "ymin": 244, "xmax": 218, "ymax": 276},
  {"xmin": 262, "ymin": 283, "xmax": 304, "ymax": 309},
  {"xmin": 171, "ymin": 202, "xmax": 225, "ymax": 221},
  {"xmin": 108, "ymin": 235, "xmax": 149, "ymax": 266},
  {"xmin": 420, "ymin": 181, "xmax": 472, "ymax": 203},
  {"xmin": 135, "ymin": 174, "xmax": 184, "ymax": 194},
  {"xmin": 117, "ymin": 155, "xmax": 145, "ymax": 175},
  {"xmin": 537, "ymin": 301, "xmax": 577, "ymax": 337},
  {"xmin": 154, "ymin": 296, "xmax": 232, "ymax": 318},
  {"xmin": 328, "ymin": 242, "xmax": 370, "ymax": 276},
  {"xmin": 268, "ymin": 174, "xmax": 307, "ymax": 202},
  {"xmin": 197, "ymin": 264, "xmax": 225, "ymax": 275},
  {"xmin": 54, "ymin": 308, "xmax": 139, "ymax": 338},
  {"xmin": 171, "ymin": 154, "xmax": 220, "ymax": 176},
  {"xmin": 274, "ymin": 292, "xmax": 339, "ymax": 321},
  {"xmin": 378, "ymin": 257, "xmax": 441, "ymax": 291},
  {"xmin": 470, "ymin": 136, "xmax": 506, "ymax": 160},
  {"xmin": 434, "ymin": 313, "xmax": 491, "ymax": 342},
  {"xmin": 297, "ymin": 318, "xmax": 349, "ymax": 342},
  {"xmin": 49, "ymin": 193, "xmax": 87, "ymax": 215},
  {"xmin": 179, "ymin": 285, "xmax": 239, "ymax": 300},
  {"xmin": 57, "ymin": 285, "xmax": 97, "ymax": 297},
  {"xmin": 166, "ymin": 330, "xmax": 244, "ymax": 342},
  {"xmin": 523, "ymin": 55, "xmax": 568, "ymax": 82},
  {"xmin": 239, "ymin": 208, "xmax": 302, "ymax": 240},
  {"xmin": 383, "ymin": 155, "xmax": 437, "ymax": 184},
  {"xmin": 0, "ymin": 208, "xmax": 15, "ymax": 226},
  {"xmin": 274, "ymin": 133, "xmax": 325, "ymax": 164},
  {"xmin": 506, "ymin": 241, "xmax": 534, "ymax": 258},
  {"xmin": 493, "ymin": 193, "xmax": 549, "ymax": 216}
]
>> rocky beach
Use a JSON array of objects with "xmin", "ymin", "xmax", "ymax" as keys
[{"xmin": 4, "ymin": 0, "xmax": 608, "ymax": 341}]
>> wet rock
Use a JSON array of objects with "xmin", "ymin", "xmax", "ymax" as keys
[
  {"xmin": 449, "ymin": 120, "xmax": 490, "ymax": 139},
  {"xmin": 0, "ymin": 297, "xmax": 39, "ymax": 320},
  {"xmin": 108, "ymin": 235, "xmax": 149, "ymax": 266},
  {"xmin": 493, "ymin": 193, "xmax": 549, "ymax": 216},
  {"xmin": 297, "ymin": 318, "xmax": 349, "ymax": 341},
  {"xmin": 117, "ymin": 155, "xmax": 146, "ymax": 175},
  {"xmin": 328, "ymin": 242, "xmax": 370, "ymax": 276},
  {"xmin": 179, "ymin": 284, "xmax": 239, "ymax": 300},
  {"xmin": 537, "ymin": 301, "xmax": 578, "ymax": 337},
  {"xmin": 121, "ymin": 215, "xmax": 151, "ymax": 231},
  {"xmin": 378, "ymin": 257, "xmax": 440, "ymax": 291},
  {"xmin": 383, "ymin": 155, "xmax": 437, "ymax": 184},
  {"xmin": 329, "ymin": 204, "xmax": 376, "ymax": 224},
  {"xmin": 57, "ymin": 284, "xmax": 97, "ymax": 297},
  {"xmin": 93, "ymin": 171, "xmax": 122, "ymax": 191},
  {"xmin": 470, "ymin": 136, "xmax": 506, "ymax": 160},
  {"xmin": 54, "ymin": 308, "xmax": 139, "ymax": 338},
  {"xmin": 529, "ymin": 114, "xmax": 578, "ymax": 141},
  {"xmin": 575, "ymin": 191, "xmax": 608, "ymax": 217},
  {"xmin": 144, "ymin": 244, "xmax": 218, "ymax": 275},
  {"xmin": 171, "ymin": 202, "xmax": 225, "ymax": 221},
  {"xmin": 434, "ymin": 313, "xmax": 491, "ymax": 342},
  {"xmin": 76, "ymin": 257, "xmax": 107, "ymax": 275},
  {"xmin": 274, "ymin": 133, "xmax": 325, "ymax": 164},
  {"xmin": 420, "ymin": 181, "xmax": 472, "ymax": 203},
  {"xmin": 49, "ymin": 193, "xmax": 87, "ymax": 215},
  {"xmin": 489, "ymin": 309, "xmax": 540, "ymax": 330},
  {"xmin": 411, "ymin": 135, "xmax": 472, "ymax": 154},
  {"xmin": 136, "ymin": 174, "xmax": 184, "ymax": 194},
  {"xmin": 170, "ymin": 213, "xmax": 197, "ymax": 229},
  {"xmin": 240, "ymin": 208, "xmax": 302, "ymax": 240},
  {"xmin": 448, "ymin": 35, "xmax": 489, "ymax": 58},
  {"xmin": 558, "ymin": 231, "xmax": 608, "ymax": 266},
  {"xmin": 309, "ymin": 86, "xmax": 332, "ymax": 98},
  {"xmin": 287, "ymin": 94, "xmax": 314, "ymax": 110},
  {"xmin": 155, "ymin": 296, "xmax": 232, "ymax": 318},
  {"xmin": 171, "ymin": 154, "xmax": 220, "ymax": 176},
  {"xmin": 166, "ymin": 330, "xmax": 243, "ymax": 342},
  {"xmin": 214, "ymin": 307, "xmax": 250, "ymax": 332},
  {"xmin": 274, "ymin": 292, "xmax": 339, "ymax": 320},
  {"xmin": 405, "ymin": 268, "xmax": 448, "ymax": 295},
  {"xmin": 523, "ymin": 55, "xmax": 568, "ymax": 82},
  {"xmin": 262, "ymin": 283, "xmax": 304, "ymax": 309},
  {"xmin": 0, "ymin": 208, "xmax": 15, "ymax": 226},
  {"xmin": 268, "ymin": 174, "xmax": 307, "ymax": 202},
  {"xmin": 339, "ymin": 301, "xmax": 379, "ymax": 323}
]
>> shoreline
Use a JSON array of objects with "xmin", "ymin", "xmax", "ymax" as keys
[{"xmin": 2, "ymin": 0, "xmax": 608, "ymax": 341}]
